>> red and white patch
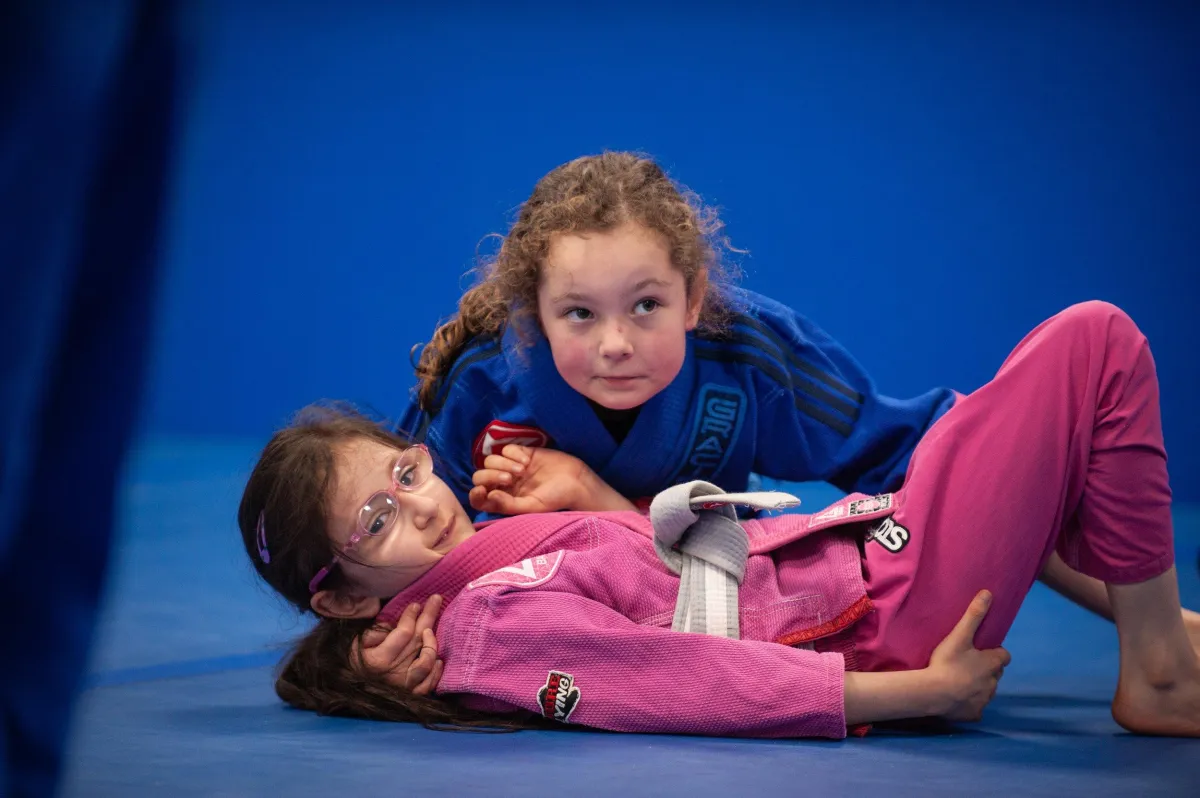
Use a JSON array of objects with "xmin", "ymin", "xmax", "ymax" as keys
[
  {"xmin": 472, "ymin": 420, "xmax": 551, "ymax": 470},
  {"xmin": 538, "ymin": 670, "xmax": 581, "ymax": 723},
  {"xmin": 467, "ymin": 551, "xmax": 565, "ymax": 590}
]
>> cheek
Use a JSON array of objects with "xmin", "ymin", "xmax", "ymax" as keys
[
  {"xmin": 545, "ymin": 329, "xmax": 591, "ymax": 376},
  {"xmin": 646, "ymin": 325, "xmax": 687, "ymax": 368},
  {"xmin": 435, "ymin": 484, "xmax": 467, "ymax": 520},
  {"xmin": 371, "ymin": 533, "xmax": 418, "ymax": 568},
  {"xmin": 656, "ymin": 344, "xmax": 686, "ymax": 381},
  {"xmin": 342, "ymin": 555, "xmax": 406, "ymax": 598}
]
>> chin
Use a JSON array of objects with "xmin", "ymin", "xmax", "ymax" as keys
[
  {"xmin": 590, "ymin": 388, "xmax": 653, "ymax": 411},
  {"xmin": 594, "ymin": 398, "xmax": 638, "ymax": 411}
]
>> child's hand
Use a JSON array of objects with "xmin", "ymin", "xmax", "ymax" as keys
[
  {"xmin": 469, "ymin": 444, "xmax": 592, "ymax": 515},
  {"xmin": 354, "ymin": 595, "xmax": 445, "ymax": 695},
  {"xmin": 926, "ymin": 591, "xmax": 1011, "ymax": 721}
]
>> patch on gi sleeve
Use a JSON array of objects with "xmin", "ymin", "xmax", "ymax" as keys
[
  {"xmin": 866, "ymin": 517, "xmax": 911, "ymax": 553},
  {"xmin": 467, "ymin": 551, "xmax": 565, "ymax": 590},
  {"xmin": 849, "ymin": 494, "xmax": 892, "ymax": 516},
  {"xmin": 538, "ymin": 670, "xmax": 581, "ymax": 723},
  {"xmin": 472, "ymin": 420, "xmax": 551, "ymax": 470}
]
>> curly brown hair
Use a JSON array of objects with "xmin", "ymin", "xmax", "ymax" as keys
[{"xmin": 413, "ymin": 151, "xmax": 741, "ymax": 409}]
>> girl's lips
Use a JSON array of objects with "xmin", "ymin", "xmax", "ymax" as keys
[{"xmin": 433, "ymin": 524, "xmax": 451, "ymax": 549}]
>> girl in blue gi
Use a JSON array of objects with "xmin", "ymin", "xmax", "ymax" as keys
[{"xmin": 400, "ymin": 151, "xmax": 958, "ymax": 517}]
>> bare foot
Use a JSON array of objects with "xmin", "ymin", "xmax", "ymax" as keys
[{"xmin": 1111, "ymin": 659, "xmax": 1200, "ymax": 737}]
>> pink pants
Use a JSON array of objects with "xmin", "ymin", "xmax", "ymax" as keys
[{"xmin": 853, "ymin": 301, "xmax": 1174, "ymax": 672}]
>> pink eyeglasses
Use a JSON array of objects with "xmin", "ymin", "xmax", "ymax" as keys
[{"xmin": 306, "ymin": 444, "xmax": 434, "ymax": 593}]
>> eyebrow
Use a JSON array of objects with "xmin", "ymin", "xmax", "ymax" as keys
[
  {"xmin": 337, "ymin": 451, "xmax": 394, "ymax": 528},
  {"xmin": 550, "ymin": 276, "xmax": 673, "ymax": 304}
]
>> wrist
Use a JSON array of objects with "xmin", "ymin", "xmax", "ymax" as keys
[
  {"xmin": 570, "ymin": 468, "xmax": 600, "ymax": 511},
  {"xmin": 843, "ymin": 668, "xmax": 949, "ymax": 726},
  {"xmin": 577, "ymin": 467, "xmax": 636, "ymax": 512},
  {"xmin": 916, "ymin": 667, "xmax": 953, "ymax": 717}
]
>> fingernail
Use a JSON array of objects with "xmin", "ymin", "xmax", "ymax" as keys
[{"xmin": 409, "ymin": 603, "xmax": 419, "ymax": 612}]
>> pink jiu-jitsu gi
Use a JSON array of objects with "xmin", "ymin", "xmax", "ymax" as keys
[{"xmin": 377, "ymin": 301, "xmax": 1174, "ymax": 739}]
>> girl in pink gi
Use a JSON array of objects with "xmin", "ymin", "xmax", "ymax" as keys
[{"xmin": 240, "ymin": 301, "xmax": 1200, "ymax": 738}]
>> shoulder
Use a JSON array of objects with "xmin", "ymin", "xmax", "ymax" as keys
[
  {"xmin": 699, "ymin": 288, "xmax": 815, "ymax": 346},
  {"xmin": 425, "ymin": 334, "xmax": 509, "ymax": 410},
  {"xmin": 708, "ymin": 286, "xmax": 863, "ymax": 362},
  {"xmin": 694, "ymin": 290, "xmax": 863, "ymax": 405},
  {"xmin": 443, "ymin": 333, "xmax": 507, "ymax": 376},
  {"xmin": 727, "ymin": 287, "xmax": 818, "ymax": 336},
  {"xmin": 693, "ymin": 289, "xmax": 808, "ymax": 376}
]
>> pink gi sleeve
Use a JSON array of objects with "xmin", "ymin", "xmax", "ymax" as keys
[{"xmin": 439, "ymin": 589, "xmax": 849, "ymax": 739}]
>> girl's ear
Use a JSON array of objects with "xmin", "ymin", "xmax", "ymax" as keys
[
  {"xmin": 310, "ymin": 590, "xmax": 382, "ymax": 620},
  {"xmin": 685, "ymin": 271, "xmax": 707, "ymax": 331}
]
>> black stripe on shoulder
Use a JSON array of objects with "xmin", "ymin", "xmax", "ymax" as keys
[
  {"xmin": 697, "ymin": 332, "xmax": 861, "ymax": 423},
  {"xmin": 694, "ymin": 347, "xmax": 854, "ymax": 437},
  {"xmin": 428, "ymin": 338, "xmax": 503, "ymax": 418},
  {"xmin": 734, "ymin": 313, "xmax": 864, "ymax": 404}
]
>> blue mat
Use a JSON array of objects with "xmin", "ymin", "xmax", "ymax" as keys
[{"xmin": 61, "ymin": 439, "xmax": 1200, "ymax": 797}]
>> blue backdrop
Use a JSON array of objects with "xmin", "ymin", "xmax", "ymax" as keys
[{"xmin": 140, "ymin": 1, "xmax": 1200, "ymax": 499}]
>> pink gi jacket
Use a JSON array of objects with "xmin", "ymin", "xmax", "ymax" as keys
[{"xmin": 377, "ymin": 492, "xmax": 903, "ymax": 739}]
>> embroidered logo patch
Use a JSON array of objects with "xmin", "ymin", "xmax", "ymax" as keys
[
  {"xmin": 472, "ymin": 421, "xmax": 551, "ymax": 470},
  {"xmin": 538, "ymin": 670, "xmax": 581, "ymax": 723},
  {"xmin": 849, "ymin": 494, "xmax": 893, "ymax": 516},
  {"xmin": 670, "ymin": 384, "xmax": 746, "ymax": 483},
  {"xmin": 868, "ymin": 517, "xmax": 911, "ymax": 553},
  {"xmin": 467, "ymin": 551, "xmax": 565, "ymax": 590}
]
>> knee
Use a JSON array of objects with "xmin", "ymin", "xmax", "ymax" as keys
[{"xmin": 1051, "ymin": 300, "xmax": 1146, "ymax": 351}]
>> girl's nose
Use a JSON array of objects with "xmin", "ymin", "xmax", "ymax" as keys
[
  {"xmin": 598, "ymin": 321, "xmax": 634, "ymax": 359},
  {"xmin": 398, "ymin": 490, "xmax": 438, "ymax": 529}
]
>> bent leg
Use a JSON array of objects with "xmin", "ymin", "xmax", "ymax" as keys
[{"xmin": 855, "ymin": 301, "xmax": 1173, "ymax": 671}]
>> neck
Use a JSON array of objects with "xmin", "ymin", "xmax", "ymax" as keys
[{"xmin": 588, "ymin": 400, "xmax": 642, "ymax": 443}]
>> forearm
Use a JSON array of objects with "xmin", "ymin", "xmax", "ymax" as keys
[{"xmin": 843, "ymin": 669, "xmax": 946, "ymax": 725}]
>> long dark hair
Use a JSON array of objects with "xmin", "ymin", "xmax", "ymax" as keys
[{"xmin": 238, "ymin": 402, "xmax": 547, "ymax": 730}]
